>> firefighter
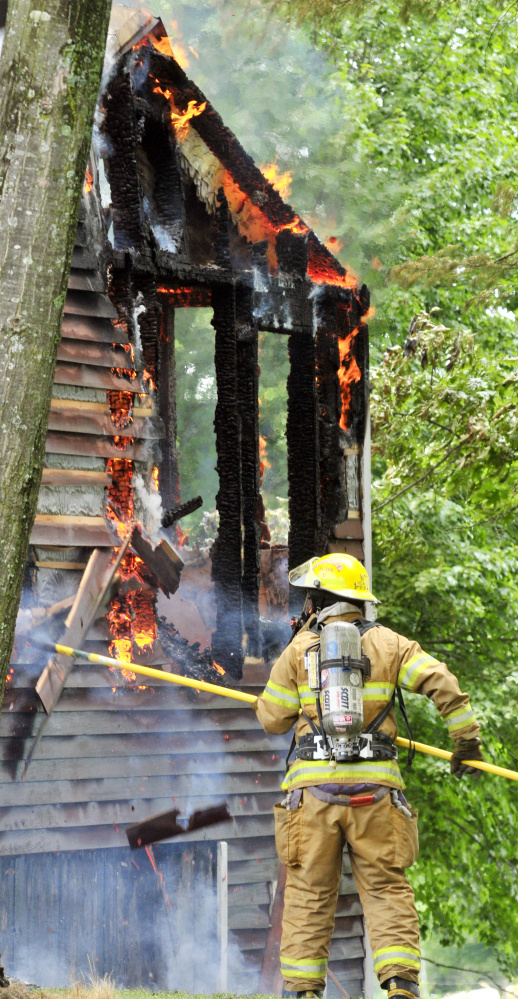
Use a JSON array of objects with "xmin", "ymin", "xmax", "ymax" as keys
[{"xmin": 254, "ymin": 553, "xmax": 484, "ymax": 999}]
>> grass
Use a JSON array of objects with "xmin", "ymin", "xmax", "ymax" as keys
[{"xmin": 1, "ymin": 982, "xmax": 276, "ymax": 999}]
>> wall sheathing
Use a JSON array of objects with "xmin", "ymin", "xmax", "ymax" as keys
[{"xmin": 1, "ymin": 12, "xmax": 371, "ymax": 996}]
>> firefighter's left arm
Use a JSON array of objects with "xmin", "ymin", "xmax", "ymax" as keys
[
  {"xmin": 254, "ymin": 640, "xmax": 301, "ymax": 735},
  {"xmin": 396, "ymin": 636, "xmax": 480, "ymax": 742}
]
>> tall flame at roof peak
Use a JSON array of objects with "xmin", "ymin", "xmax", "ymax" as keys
[{"xmin": 260, "ymin": 158, "xmax": 293, "ymax": 201}]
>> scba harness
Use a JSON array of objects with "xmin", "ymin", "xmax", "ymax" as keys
[{"xmin": 288, "ymin": 618, "xmax": 414, "ymax": 768}]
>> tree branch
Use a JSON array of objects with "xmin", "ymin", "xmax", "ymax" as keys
[
  {"xmin": 422, "ymin": 955, "xmax": 509, "ymax": 996},
  {"xmin": 372, "ymin": 443, "xmax": 464, "ymax": 512}
]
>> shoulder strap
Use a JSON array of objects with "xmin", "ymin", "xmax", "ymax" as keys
[{"xmin": 352, "ymin": 617, "xmax": 381, "ymax": 636}]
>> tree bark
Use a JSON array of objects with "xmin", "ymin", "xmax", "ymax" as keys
[{"xmin": 0, "ymin": 0, "xmax": 112, "ymax": 708}]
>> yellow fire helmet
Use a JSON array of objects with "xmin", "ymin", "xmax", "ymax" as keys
[{"xmin": 289, "ymin": 553, "xmax": 378, "ymax": 602}]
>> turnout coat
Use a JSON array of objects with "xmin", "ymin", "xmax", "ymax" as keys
[{"xmin": 255, "ymin": 610, "xmax": 480, "ymax": 790}]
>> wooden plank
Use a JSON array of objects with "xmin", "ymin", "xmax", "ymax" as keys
[
  {"xmin": 335, "ymin": 896, "xmax": 364, "ymax": 917},
  {"xmin": 0, "ymin": 812, "xmax": 278, "ymax": 856},
  {"xmin": 35, "ymin": 560, "xmax": 88, "ymax": 570},
  {"xmin": 231, "ymin": 928, "xmax": 269, "ymax": 951},
  {"xmin": 64, "ymin": 290, "xmax": 118, "ymax": 319},
  {"xmin": 36, "ymin": 543, "xmax": 129, "ymax": 714},
  {"xmin": 45, "ymin": 432, "xmax": 151, "ymax": 461},
  {"xmin": 71, "ymin": 247, "xmax": 98, "ymax": 270},
  {"xmin": 47, "ymin": 402, "xmax": 159, "ymax": 439},
  {"xmin": 229, "ymin": 858, "xmax": 279, "ymax": 885},
  {"xmin": 0, "ymin": 772, "xmax": 283, "ymax": 808},
  {"xmin": 331, "ymin": 916, "xmax": 365, "ymax": 940},
  {"xmin": 67, "ymin": 270, "xmax": 106, "ymax": 293},
  {"xmin": 57, "ymin": 341, "xmax": 136, "ymax": 370},
  {"xmin": 4, "ymin": 692, "xmax": 276, "ymax": 729},
  {"xmin": 41, "ymin": 468, "xmax": 110, "ymax": 487},
  {"xmin": 50, "ymin": 398, "xmax": 153, "ymax": 417},
  {"xmin": 0, "ymin": 750, "xmax": 283, "ymax": 794},
  {"xmin": 30, "ymin": 514, "xmax": 113, "ymax": 546},
  {"xmin": 61, "ymin": 313, "xmax": 127, "ymax": 344},
  {"xmin": 329, "ymin": 939, "xmax": 365, "ymax": 961},
  {"xmin": 225, "ymin": 882, "xmax": 272, "ymax": 908},
  {"xmin": 130, "ymin": 528, "xmax": 183, "ymax": 597},
  {"xmin": 0, "ymin": 711, "xmax": 285, "ymax": 741},
  {"xmin": 54, "ymin": 362, "xmax": 138, "ymax": 392},
  {"xmin": 228, "ymin": 905, "xmax": 270, "ymax": 931},
  {"xmin": 0, "ymin": 739, "xmax": 287, "ymax": 772},
  {"xmin": 0, "ymin": 792, "xmax": 280, "ymax": 834}
]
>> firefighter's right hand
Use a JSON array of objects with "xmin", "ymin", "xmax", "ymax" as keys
[{"xmin": 450, "ymin": 737, "xmax": 485, "ymax": 780}]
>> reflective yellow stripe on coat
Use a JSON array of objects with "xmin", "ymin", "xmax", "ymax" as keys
[
  {"xmin": 282, "ymin": 756, "xmax": 404, "ymax": 791},
  {"xmin": 443, "ymin": 705, "xmax": 476, "ymax": 733},
  {"xmin": 262, "ymin": 680, "xmax": 300, "ymax": 711},
  {"xmin": 398, "ymin": 652, "xmax": 439, "ymax": 691}
]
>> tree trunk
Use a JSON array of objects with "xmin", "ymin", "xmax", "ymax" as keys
[{"xmin": 0, "ymin": 0, "xmax": 111, "ymax": 709}]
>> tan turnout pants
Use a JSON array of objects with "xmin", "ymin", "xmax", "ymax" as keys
[{"xmin": 274, "ymin": 788, "xmax": 421, "ymax": 993}]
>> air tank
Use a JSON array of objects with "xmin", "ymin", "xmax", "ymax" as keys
[{"xmin": 319, "ymin": 621, "xmax": 364, "ymax": 738}]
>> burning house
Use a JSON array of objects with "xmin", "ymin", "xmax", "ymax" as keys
[{"xmin": 0, "ymin": 6, "xmax": 372, "ymax": 996}]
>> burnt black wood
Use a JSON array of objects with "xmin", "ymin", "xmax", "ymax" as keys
[
  {"xmin": 287, "ymin": 330, "xmax": 319, "ymax": 604},
  {"xmin": 236, "ymin": 289, "xmax": 261, "ymax": 658},
  {"xmin": 211, "ymin": 283, "xmax": 244, "ymax": 677}
]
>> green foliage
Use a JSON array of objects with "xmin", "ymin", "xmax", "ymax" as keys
[{"xmin": 370, "ymin": 313, "xmax": 518, "ymax": 972}]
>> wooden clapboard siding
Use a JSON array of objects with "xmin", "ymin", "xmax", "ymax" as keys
[
  {"xmin": 45, "ymin": 432, "xmax": 152, "ymax": 461},
  {"xmin": 0, "ymin": 843, "xmax": 218, "ymax": 991},
  {"xmin": 54, "ymin": 363, "xmax": 138, "ymax": 392},
  {"xmin": 61, "ymin": 314, "xmax": 128, "ymax": 343},
  {"xmin": 0, "ymin": 661, "xmax": 366, "ymax": 994},
  {"xmin": 57, "ymin": 341, "xmax": 137, "ymax": 370},
  {"xmin": 30, "ymin": 514, "xmax": 113, "ymax": 546},
  {"xmin": 63, "ymin": 289, "xmax": 118, "ymax": 319}
]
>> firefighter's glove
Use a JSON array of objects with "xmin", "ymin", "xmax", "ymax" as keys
[{"xmin": 450, "ymin": 737, "xmax": 485, "ymax": 780}]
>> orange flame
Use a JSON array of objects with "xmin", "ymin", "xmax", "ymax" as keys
[
  {"xmin": 338, "ymin": 330, "xmax": 362, "ymax": 431},
  {"xmin": 152, "ymin": 85, "xmax": 206, "ymax": 140},
  {"xmin": 84, "ymin": 167, "xmax": 93, "ymax": 195},
  {"xmin": 213, "ymin": 662, "xmax": 226, "ymax": 676},
  {"xmin": 259, "ymin": 434, "xmax": 271, "ymax": 485},
  {"xmin": 152, "ymin": 466, "xmax": 159, "ymax": 491},
  {"xmin": 142, "ymin": 369, "xmax": 155, "ymax": 392},
  {"xmin": 108, "ymin": 390, "xmax": 134, "ymax": 430},
  {"xmin": 260, "ymin": 159, "xmax": 292, "ymax": 201}
]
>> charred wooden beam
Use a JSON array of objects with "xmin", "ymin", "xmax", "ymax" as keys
[
  {"xmin": 162, "ymin": 495, "xmax": 203, "ymax": 528},
  {"xmin": 331, "ymin": 286, "xmax": 370, "ymax": 559},
  {"xmin": 130, "ymin": 526, "xmax": 183, "ymax": 597},
  {"xmin": 315, "ymin": 293, "xmax": 347, "ymax": 553},
  {"xmin": 236, "ymin": 289, "xmax": 261, "ymax": 658},
  {"xmin": 139, "ymin": 104, "xmax": 187, "ymax": 258},
  {"xmin": 158, "ymin": 300, "xmax": 180, "ymax": 512},
  {"xmin": 103, "ymin": 67, "xmax": 146, "ymax": 252},
  {"xmin": 287, "ymin": 331, "xmax": 319, "ymax": 596},
  {"xmin": 211, "ymin": 283, "xmax": 243, "ymax": 678}
]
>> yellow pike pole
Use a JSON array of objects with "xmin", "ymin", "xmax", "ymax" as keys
[
  {"xmin": 53, "ymin": 644, "xmax": 518, "ymax": 782},
  {"xmin": 53, "ymin": 643, "xmax": 258, "ymax": 704},
  {"xmin": 395, "ymin": 736, "xmax": 518, "ymax": 783}
]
